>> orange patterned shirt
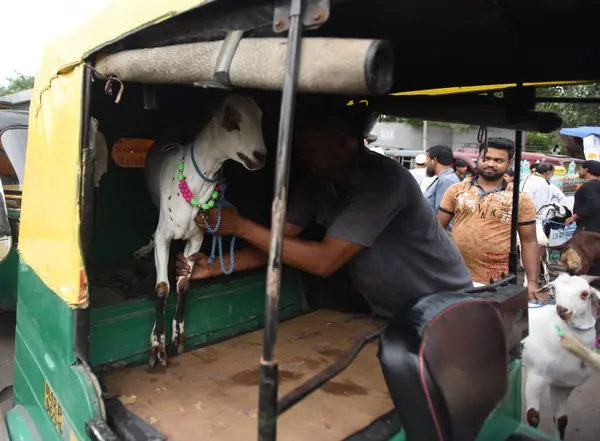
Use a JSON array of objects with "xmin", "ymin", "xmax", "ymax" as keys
[{"xmin": 440, "ymin": 178, "xmax": 537, "ymax": 284}]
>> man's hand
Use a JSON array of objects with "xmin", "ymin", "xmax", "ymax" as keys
[
  {"xmin": 196, "ymin": 206, "xmax": 244, "ymax": 236},
  {"xmin": 175, "ymin": 252, "xmax": 215, "ymax": 280},
  {"xmin": 565, "ymin": 215, "xmax": 578, "ymax": 225},
  {"xmin": 527, "ymin": 283, "xmax": 540, "ymax": 302}
]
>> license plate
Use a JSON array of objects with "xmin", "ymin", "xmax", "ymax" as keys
[{"xmin": 44, "ymin": 381, "xmax": 64, "ymax": 434}]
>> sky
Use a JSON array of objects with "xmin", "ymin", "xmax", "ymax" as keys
[{"xmin": 0, "ymin": 0, "xmax": 110, "ymax": 87}]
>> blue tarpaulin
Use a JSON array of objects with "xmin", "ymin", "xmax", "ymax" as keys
[{"xmin": 559, "ymin": 126, "xmax": 600, "ymax": 138}]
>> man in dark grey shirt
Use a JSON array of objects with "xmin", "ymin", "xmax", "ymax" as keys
[{"xmin": 176, "ymin": 104, "xmax": 473, "ymax": 318}]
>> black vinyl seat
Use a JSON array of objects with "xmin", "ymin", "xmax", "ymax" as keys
[{"xmin": 378, "ymin": 292, "xmax": 509, "ymax": 441}]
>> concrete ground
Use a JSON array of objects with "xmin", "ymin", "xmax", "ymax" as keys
[
  {"xmin": 0, "ymin": 312, "xmax": 15, "ymax": 393},
  {"xmin": 0, "ymin": 310, "xmax": 598, "ymax": 439}
]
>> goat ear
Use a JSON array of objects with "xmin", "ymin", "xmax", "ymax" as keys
[
  {"xmin": 536, "ymin": 280, "xmax": 555, "ymax": 294},
  {"xmin": 221, "ymin": 105, "xmax": 241, "ymax": 132}
]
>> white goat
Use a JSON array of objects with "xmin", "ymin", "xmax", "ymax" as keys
[
  {"xmin": 144, "ymin": 94, "xmax": 266, "ymax": 368},
  {"xmin": 522, "ymin": 273, "xmax": 600, "ymax": 439}
]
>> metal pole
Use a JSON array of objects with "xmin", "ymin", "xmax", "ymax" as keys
[
  {"xmin": 258, "ymin": 0, "xmax": 303, "ymax": 439},
  {"xmin": 422, "ymin": 120, "xmax": 428, "ymax": 151},
  {"xmin": 509, "ymin": 128, "xmax": 523, "ymax": 276}
]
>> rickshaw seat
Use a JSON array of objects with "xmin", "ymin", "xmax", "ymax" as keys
[{"xmin": 378, "ymin": 292, "xmax": 508, "ymax": 441}]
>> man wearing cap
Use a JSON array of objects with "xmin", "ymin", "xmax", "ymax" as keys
[
  {"xmin": 409, "ymin": 154, "xmax": 435, "ymax": 193},
  {"xmin": 175, "ymin": 102, "xmax": 474, "ymax": 319}
]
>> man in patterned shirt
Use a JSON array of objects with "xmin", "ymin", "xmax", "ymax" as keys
[{"xmin": 436, "ymin": 137, "xmax": 541, "ymax": 300}]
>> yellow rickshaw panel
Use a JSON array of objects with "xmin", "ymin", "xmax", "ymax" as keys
[{"xmin": 19, "ymin": 65, "xmax": 85, "ymax": 308}]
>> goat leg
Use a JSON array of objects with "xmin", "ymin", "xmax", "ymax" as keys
[
  {"xmin": 149, "ymin": 231, "xmax": 171, "ymax": 369},
  {"xmin": 169, "ymin": 233, "xmax": 203, "ymax": 356},
  {"xmin": 524, "ymin": 371, "xmax": 547, "ymax": 428},
  {"xmin": 549, "ymin": 385, "xmax": 573, "ymax": 440}
]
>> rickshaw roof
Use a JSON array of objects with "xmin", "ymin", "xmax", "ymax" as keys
[
  {"xmin": 0, "ymin": 109, "xmax": 28, "ymax": 132},
  {"xmin": 33, "ymin": 0, "xmax": 599, "ymax": 111}
]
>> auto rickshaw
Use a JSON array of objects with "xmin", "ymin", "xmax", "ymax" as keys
[
  {"xmin": 0, "ymin": 109, "xmax": 27, "ymax": 311},
  {"xmin": 2, "ymin": 0, "xmax": 600, "ymax": 440}
]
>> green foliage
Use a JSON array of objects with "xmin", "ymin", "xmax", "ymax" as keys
[
  {"xmin": 535, "ymin": 84, "xmax": 600, "ymax": 127},
  {"xmin": 525, "ymin": 132, "xmax": 559, "ymax": 153},
  {"xmin": 0, "ymin": 72, "xmax": 34, "ymax": 96}
]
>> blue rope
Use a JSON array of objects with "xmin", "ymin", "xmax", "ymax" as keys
[
  {"xmin": 202, "ymin": 182, "xmax": 235, "ymax": 275},
  {"xmin": 184, "ymin": 143, "xmax": 235, "ymax": 275},
  {"xmin": 528, "ymin": 298, "xmax": 556, "ymax": 309},
  {"xmin": 191, "ymin": 143, "xmax": 220, "ymax": 184},
  {"xmin": 542, "ymin": 219, "xmax": 568, "ymax": 227}
]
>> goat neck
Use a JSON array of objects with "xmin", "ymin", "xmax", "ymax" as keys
[
  {"xmin": 563, "ymin": 302, "xmax": 596, "ymax": 332},
  {"xmin": 190, "ymin": 119, "xmax": 229, "ymax": 181}
]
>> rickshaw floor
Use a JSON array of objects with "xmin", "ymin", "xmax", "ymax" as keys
[{"xmin": 102, "ymin": 310, "xmax": 394, "ymax": 441}]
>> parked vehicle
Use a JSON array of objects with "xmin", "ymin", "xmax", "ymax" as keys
[{"xmin": 0, "ymin": 110, "xmax": 28, "ymax": 311}]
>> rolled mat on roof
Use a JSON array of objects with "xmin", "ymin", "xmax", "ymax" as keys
[{"xmin": 94, "ymin": 38, "xmax": 394, "ymax": 95}]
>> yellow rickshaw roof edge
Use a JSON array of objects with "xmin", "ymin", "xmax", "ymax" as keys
[{"xmin": 390, "ymin": 81, "xmax": 595, "ymax": 96}]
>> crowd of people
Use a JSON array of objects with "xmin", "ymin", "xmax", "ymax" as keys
[{"xmin": 413, "ymin": 143, "xmax": 600, "ymax": 279}]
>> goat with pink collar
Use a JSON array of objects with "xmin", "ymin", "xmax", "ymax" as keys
[
  {"xmin": 144, "ymin": 94, "xmax": 267, "ymax": 369},
  {"xmin": 522, "ymin": 273, "xmax": 600, "ymax": 439}
]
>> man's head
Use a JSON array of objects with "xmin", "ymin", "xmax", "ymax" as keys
[
  {"xmin": 537, "ymin": 163, "xmax": 555, "ymax": 181},
  {"xmin": 294, "ymin": 100, "xmax": 368, "ymax": 181},
  {"xmin": 578, "ymin": 160, "xmax": 600, "ymax": 180},
  {"xmin": 530, "ymin": 163, "xmax": 538, "ymax": 174},
  {"xmin": 476, "ymin": 137, "xmax": 514, "ymax": 181},
  {"xmin": 414, "ymin": 153, "xmax": 427, "ymax": 169},
  {"xmin": 454, "ymin": 158, "xmax": 469, "ymax": 179},
  {"xmin": 504, "ymin": 167, "xmax": 514, "ymax": 183},
  {"xmin": 425, "ymin": 145, "xmax": 454, "ymax": 177}
]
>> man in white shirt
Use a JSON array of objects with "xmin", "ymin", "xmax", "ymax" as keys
[
  {"xmin": 520, "ymin": 162, "xmax": 552, "ymax": 212},
  {"xmin": 409, "ymin": 153, "xmax": 435, "ymax": 193},
  {"xmin": 535, "ymin": 163, "xmax": 567, "ymax": 206}
]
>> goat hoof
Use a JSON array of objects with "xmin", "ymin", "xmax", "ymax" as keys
[
  {"xmin": 148, "ymin": 349, "xmax": 158, "ymax": 369},
  {"xmin": 555, "ymin": 415, "xmax": 567, "ymax": 440},
  {"xmin": 526, "ymin": 408, "xmax": 540, "ymax": 427},
  {"xmin": 149, "ymin": 346, "xmax": 168, "ymax": 369},
  {"xmin": 167, "ymin": 338, "xmax": 185, "ymax": 356}
]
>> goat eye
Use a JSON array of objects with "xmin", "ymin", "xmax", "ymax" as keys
[{"xmin": 580, "ymin": 291, "xmax": 589, "ymax": 300}]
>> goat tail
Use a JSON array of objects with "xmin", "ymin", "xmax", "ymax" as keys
[{"xmin": 133, "ymin": 234, "xmax": 155, "ymax": 260}]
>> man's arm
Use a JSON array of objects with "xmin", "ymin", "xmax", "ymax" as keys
[
  {"xmin": 437, "ymin": 183, "xmax": 458, "ymax": 229},
  {"xmin": 437, "ymin": 211, "xmax": 453, "ymax": 229},
  {"xmin": 518, "ymin": 222, "xmax": 540, "ymax": 292},
  {"xmin": 182, "ymin": 222, "xmax": 304, "ymax": 279},
  {"xmin": 236, "ymin": 219, "xmax": 363, "ymax": 277},
  {"xmin": 517, "ymin": 193, "xmax": 540, "ymax": 299}
]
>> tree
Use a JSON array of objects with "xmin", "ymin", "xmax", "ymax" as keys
[
  {"xmin": 0, "ymin": 72, "xmax": 35, "ymax": 96},
  {"xmin": 381, "ymin": 84, "xmax": 600, "ymax": 158},
  {"xmin": 533, "ymin": 84, "xmax": 600, "ymax": 158}
]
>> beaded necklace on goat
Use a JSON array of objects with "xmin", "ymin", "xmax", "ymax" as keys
[{"xmin": 177, "ymin": 143, "xmax": 235, "ymax": 275}]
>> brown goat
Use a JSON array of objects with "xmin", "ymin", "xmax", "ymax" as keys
[{"xmin": 561, "ymin": 231, "xmax": 600, "ymax": 275}]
